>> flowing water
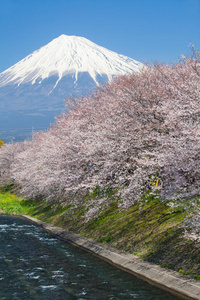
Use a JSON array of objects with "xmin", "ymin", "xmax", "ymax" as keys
[{"xmin": 0, "ymin": 215, "xmax": 181, "ymax": 300}]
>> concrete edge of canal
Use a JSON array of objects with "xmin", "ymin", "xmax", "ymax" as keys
[{"xmin": 21, "ymin": 215, "xmax": 200, "ymax": 300}]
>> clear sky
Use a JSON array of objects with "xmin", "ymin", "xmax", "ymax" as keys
[{"xmin": 0, "ymin": 0, "xmax": 200, "ymax": 73}]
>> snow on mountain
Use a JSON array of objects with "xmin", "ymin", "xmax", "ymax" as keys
[
  {"xmin": 0, "ymin": 35, "xmax": 143, "ymax": 143},
  {"xmin": 0, "ymin": 34, "xmax": 142, "ymax": 91}
]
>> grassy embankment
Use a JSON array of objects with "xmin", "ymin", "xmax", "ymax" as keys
[{"xmin": 0, "ymin": 183, "xmax": 199, "ymax": 280}]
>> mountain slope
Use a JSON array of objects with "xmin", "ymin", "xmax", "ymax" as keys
[
  {"xmin": 0, "ymin": 35, "xmax": 143, "ymax": 142},
  {"xmin": 0, "ymin": 34, "xmax": 142, "ymax": 89}
]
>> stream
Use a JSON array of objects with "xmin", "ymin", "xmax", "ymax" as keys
[{"xmin": 0, "ymin": 215, "xmax": 181, "ymax": 299}]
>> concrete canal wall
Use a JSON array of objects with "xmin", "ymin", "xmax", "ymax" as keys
[{"xmin": 22, "ymin": 215, "xmax": 200, "ymax": 300}]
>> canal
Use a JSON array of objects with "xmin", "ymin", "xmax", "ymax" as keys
[{"xmin": 0, "ymin": 215, "xmax": 181, "ymax": 299}]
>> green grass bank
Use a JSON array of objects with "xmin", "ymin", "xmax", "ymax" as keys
[{"xmin": 0, "ymin": 184, "xmax": 199, "ymax": 280}]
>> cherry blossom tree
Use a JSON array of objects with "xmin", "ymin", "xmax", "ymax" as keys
[{"xmin": 0, "ymin": 48, "xmax": 199, "ymax": 231}]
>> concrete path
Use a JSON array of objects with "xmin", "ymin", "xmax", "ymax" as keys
[{"xmin": 22, "ymin": 215, "xmax": 200, "ymax": 300}]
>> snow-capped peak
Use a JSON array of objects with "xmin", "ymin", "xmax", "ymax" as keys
[{"xmin": 0, "ymin": 34, "xmax": 143, "ymax": 90}]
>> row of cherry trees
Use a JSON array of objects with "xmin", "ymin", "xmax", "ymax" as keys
[{"xmin": 0, "ymin": 49, "xmax": 199, "ymax": 227}]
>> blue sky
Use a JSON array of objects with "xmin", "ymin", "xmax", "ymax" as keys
[{"xmin": 0, "ymin": 0, "xmax": 200, "ymax": 73}]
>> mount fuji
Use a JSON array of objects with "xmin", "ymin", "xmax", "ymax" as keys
[{"xmin": 0, "ymin": 34, "xmax": 143, "ymax": 142}]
